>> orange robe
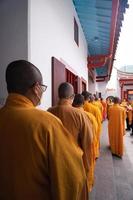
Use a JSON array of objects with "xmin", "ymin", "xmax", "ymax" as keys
[
  {"xmin": 93, "ymin": 100, "xmax": 103, "ymax": 115},
  {"xmin": 121, "ymin": 100, "xmax": 128, "ymax": 107},
  {"xmin": 76, "ymin": 107, "xmax": 98, "ymax": 192},
  {"xmin": 84, "ymin": 111, "xmax": 98, "ymax": 191},
  {"xmin": 0, "ymin": 94, "xmax": 88, "ymax": 200},
  {"xmin": 108, "ymin": 104, "xmax": 126, "ymax": 157},
  {"xmin": 101, "ymin": 100, "xmax": 107, "ymax": 120},
  {"xmin": 127, "ymin": 106, "xmax": 133, "ymax": 125},
  {"xmin": 107, "ymin": 102, "xmax": 113, "ymax": 119},
  {"xmin": 48, "ymin": 99, "xmax": 93, "ymax": 178},
  {"xmin": 83, "ymin": 101, "xmax": 102, "ymax": 158}
]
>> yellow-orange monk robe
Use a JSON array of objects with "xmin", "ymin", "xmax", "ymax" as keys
[
  {"xmin": 48, "ymin": 100, "xmax": 93, "ymax": 178},
  {"xmin": 85, "ymin": 111, "xmax": 98, "ymax": 159},
  {"xmin": 108, "ymin": 104, "xmax": 126, "ymax": 157},
  {"xmin": 0, "ymin": 94, "xmax": 88, "ymax": 200},
  {"xmin": 127, "ymin": 105, "xmax": 133, "ymax": 125},
  {"xmin": 101, "ymin": 100, "xmax": 107, "ymax": 120},
  {"xmin": 120, "ymin": 106, "xmax": 127, "ymax": 132},
  {"xmin": 83, "ymin": 101, "xmax": 102, "ymax": 158},
  {"xmin": 107, "ymin": 102, "xmax": 113, "ymax": 119},
  {"xmin": 121, "ymin": 100, "xmax": 128, "ymax": 107},
  {"xmin": 83, "ymin": 110, "xmax": 98, "ymax": 192},
  {"xmin": 93, "ymin": 100, "xmax": 103, "ymax": 116},
  {"xmin": 76, "ymin": 107, "xmax": 98, "ymax": 191}
]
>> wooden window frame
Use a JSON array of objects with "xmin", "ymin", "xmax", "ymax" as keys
[
  {"xmin": 81, "ymin": 77, "xmax": 87, "ymax": 92},
  {"xmin": 74, "ymin": 17, "xmax": 79, "ymax": 46}
]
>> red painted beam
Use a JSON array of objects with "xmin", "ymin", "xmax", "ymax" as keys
[
  {"xmin": 96, "ymin": 78, "xmax": 105, "ymax": 82},
  {"xmin": 108, "ymin": 0, "xmax": 119, "ymax": 78},
  {"xmin": 96, "ymin": 75, "xmax": 108, "ymax": 79},
  {"xmin": 123, "ymin": 83, "xmax": 133, "ymax": 86},
  {"xmin": 87, "ymin": 54, "xmax": 111, "ymax": 68},
  {"xmin": 119, "ymin": 78, "xmax": 133, "ymax": 82},
  {"xmin": 110, "ymin": 0, "xmax": 119, "ymax": 54}
]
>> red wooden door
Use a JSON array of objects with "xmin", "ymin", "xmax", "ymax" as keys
[
  {"xmin": 52, "ymin": 57, "xmax": 66, "ymax": 106},
  {"xmin": 65, "ymin": 69, "xmax": 81, "ymax": 94}
]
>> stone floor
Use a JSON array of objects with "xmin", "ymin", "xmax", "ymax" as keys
[{"xmin": 90, "ymin": 121, "xmax": 133, "ymax": 200}]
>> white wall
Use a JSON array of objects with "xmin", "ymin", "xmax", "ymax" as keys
[
  {"xmin": 93, "ymin": 81, "xmax": 118, "ymax": 99},
  {"xmin": 88, "ymin": 79, "xmax": 96, "ymax": 94},
  {"xmin": 95, "ymin": 82, "xmax": 107, "ymax": 98},
  {"xmin": 0, "ymin": 0, "xmax": 28, "ymax": 107},
  {"xmin": 116, "ymin": 81, "xmax": 121, "ymax": 98},
  {"xmin": 88, "ymin": 80, "xmax": 108, "ymax": 97},
  {"xmin": 28, "ymin": 0, "xmax": 88, "ymax": 109}
]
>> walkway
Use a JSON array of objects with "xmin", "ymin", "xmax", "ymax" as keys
[{"xmin": 90, "ymin": 121, "xmax": 133, "ymax": 200}]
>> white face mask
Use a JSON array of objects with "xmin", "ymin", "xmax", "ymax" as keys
[
  {"xmin": 34, "ymin": 84, "xmax": 43, "ymax": 106},
  {"xmin": 33, "ymin": 82, "xmax": 47, "ymax": 106},
  {"xmin": 36, "ymin": 94, "xmax": 42, "ymax": 105}
]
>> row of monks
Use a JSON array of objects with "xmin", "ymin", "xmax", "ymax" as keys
[
  {"xmin": 48, "ymin": 85, "xmax": 131, "ymax": 193},
  {"xmin": 0, "ymin": 60, "xmax": 131, "ymax": 200},
  {"xmin": 48, "ymin": 83, "xmax": 104, "ymax": 194},
  {"xmin": 121, "ymin": 99, "xmax": 133, "ymax": 135}
]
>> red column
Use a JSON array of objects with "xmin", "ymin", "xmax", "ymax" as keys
[{"xmin": 121, "ymin": 84, "xmax": 123, "ymax": 100}]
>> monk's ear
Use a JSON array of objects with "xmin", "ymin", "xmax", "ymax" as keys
[{"xmin": 32, "ymin": 82, "xmax": 41, "ymax": 96}]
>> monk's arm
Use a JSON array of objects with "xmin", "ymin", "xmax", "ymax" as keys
[{"xmin": 79, "ymin": 114, "xmax": 93, "ymax": 174}]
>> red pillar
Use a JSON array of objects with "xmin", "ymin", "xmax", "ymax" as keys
[{"xmin": 120, "ymin": 84, "xmax": 123, "ymax": 100}]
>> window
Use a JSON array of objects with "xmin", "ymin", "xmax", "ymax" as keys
[
  {"xmin": 66, "ymin": 68, "xmax": 78, "ymax": 94},
  {"xmin": 128, "ymin": 90, "xmax": 133, "ymax": 101},
  {"xmin": 81, "ymin": 77, "xmax": 87, "ymax": 92},
  {"xmin": 82, "ymin": 82, "xmax": 86, "ymax": 92},
  {"xmin": 74, "ymin": 17, "xmax": 79, "ymax": 46}
]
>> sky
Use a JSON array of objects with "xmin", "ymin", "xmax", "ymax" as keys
[
  {"xmin": 107, "ymin": 0, "xmax": 133, "ymax": 88},
  {"xmin": 115, "ymin": 0, "xmax": 133, "ymax": 68}
]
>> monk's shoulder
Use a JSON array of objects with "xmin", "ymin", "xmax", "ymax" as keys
[
  {"xmin": 69, "ymin": 106, "xmax": 82, "ymax": 116},
  {"xmin": 119, "ymin": 106, "xmax": 126, "ymax": 113},
  {"xmin": 31, "ymin": 108, "xmax": 63, "ymax": 128},
  {"xmin": 70, "ymin": 107, "xmax": 88, "ymax": 120},
  {"xmin": 47, "ymin": 105, "xmax": 57, "ymax": 113},
  {"xmin": 87, "ymin": 111, "xmax": 96, "ymax": 121}
]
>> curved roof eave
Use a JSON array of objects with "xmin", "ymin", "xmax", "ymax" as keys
[{"xmin": 73, "ymin": 0, "xmax": 129, "ymax": 81}]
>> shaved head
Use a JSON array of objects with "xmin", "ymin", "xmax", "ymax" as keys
[
  {"xmin": 73, "ymin": 94, "xmax": 84, "ymax": 107},
  {"xmin": 114, "ymin": 97, "xmax": 120, "ymax": 104},
  {"xmin": 81, "ymin": 91, "xmax": 91, "ymax": 101},
  {"xmin": 6, "ymin": 60, "xmax": 43, "ymax": 95},
  {"xmin": 58, "ymin": 82, "xmax": 74, "ymax": 99}
]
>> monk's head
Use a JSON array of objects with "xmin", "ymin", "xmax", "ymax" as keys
[
  {"xmin": 6, "ymin": 60, "xmax": 47, "ymax": 106},
  {"xmin": 94, "ymin": 97, "xmax": 98, "ymax": 101},
  {"xmin": 58, "ymin": 82, "xmax": 74, "ymax": 103},
  {"xmin": 81, "ymin": 91, "xmax": 91, "ymax": 101},
  {"xmin": 113, "ymin": 97, "xmax": 120, "ymax": 104},
  {"xmin": 72, "ymin": 94, "xmax": 84, "ymax": 107},
  {"xmin": 90, "ymin": 95, "xmax": 95, "ymax": 102}
]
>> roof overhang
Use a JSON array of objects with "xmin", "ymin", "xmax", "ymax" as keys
[{"xmin": 73, "ymin": 0, "xmax": 129, "ymax": 82}]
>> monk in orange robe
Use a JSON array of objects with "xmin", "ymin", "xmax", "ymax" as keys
[
  {"xmin": 106, "ymin": 98, "xmax": 114, "ymax": 119},
  {"xmin": 108, "ymin": 97, "xmax": 126, "ymax": 158},
  {"xmin": 82, "ymin": 91, "xmax": 102, "ymax": 158},
  {"xmin": 73, "ymin": 94, "xmax": 98, "ymax": 192},
  {"xmin": 126, "ymin": 103, "xmax": 133, "ymax": 131},
  {"xmin": 121, "ymin": 99, "xmax": 128, "ymax": 107},
  {"xmin": 101, "ymin": 98, "xmax": 107, "ymax": 120},
  {"xmin": 48, "ymin": 83, "xmax": 93, "ymax": 184},
  {"xmin": 93, "ymin": 97, "xmax": 103, "ymax": 116},
  {"xmin": 0, "ymin": 60, "xmax": 88, "ymax": 200}
]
